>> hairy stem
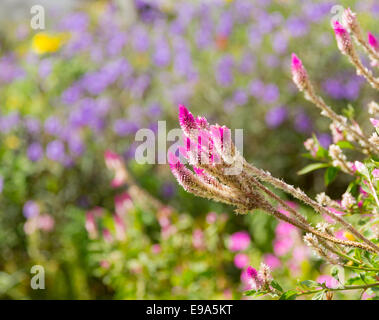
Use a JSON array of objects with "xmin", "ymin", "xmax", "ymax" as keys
[{"xmin": 244, "ymin": 162, "xmax": 379, "ymax": 254}]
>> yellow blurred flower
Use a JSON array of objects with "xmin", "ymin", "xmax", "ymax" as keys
[
  {"xmin": 5, "ymin": 135, "xmax": 21, "ymax": 150},
  {"xmin": 343, "ymin": 232, "xmax": 356, "ymax": 241},
  {"xmin": 32, "ymin": 32, "xmax": 67, "ymax": 55}
]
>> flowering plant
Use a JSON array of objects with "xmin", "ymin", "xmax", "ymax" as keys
[{"xmin": 169, "ymin": 8, "xmax": 379, "ymax": 300}]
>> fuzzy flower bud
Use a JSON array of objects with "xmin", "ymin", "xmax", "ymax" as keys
[
  {"xmin": 329, "ymin": 144, "xmax": 347, "ymax": 170},
  {"xmin": 316, "ymin": 192, "xmax": 332, "ymax": 207},
  {"xmin": 341, "ymin": 8, "xmax": 358, "ymax": 34},
  {"xmin": 333, "ymin": 21, "xmax": 353, "ymax": 55},
  {"xmin": 341, "ymin": 192, "xmax": 356, "ymax": 209},
  {"xmin": 291, "ymin": 53, "xmax": 308, "ymax": 91},
  {"xmin": 304, "ymin": 138, "xmax": 318, "ymax": 157},
  {"xmin": 368, "ymin": 101, "xmax": 379, "ymax": 115},
  {"xmin": 330, "ymin": 122, "xmax": 344, "ymax": 143},
  {"xmin": 246, "ymin": 266, "xmax": 263, "ymax": 290},
  {"xmin": 369, "ymin": 133, "xmax": 379, "ymax": 145},
  {"xmin": 368, "ymin": 32, "xmax": 379, "ymax": 52}
]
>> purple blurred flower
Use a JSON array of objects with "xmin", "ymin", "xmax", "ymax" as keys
[
  {"xmin": 303, "ymin": 2, "xmax": 333, "ymax": 23},
  {"xmin": 153, "ymin": 38, "xmax": 171, "ymax": 67},
  {"xmin": 286, "ymin": 17, "xmax": 309, "ymax": 37},
  {"xmin": 239, "ymin": 51, "xmax": 255, "ymax": 74},
  {"xmin": 0, "ymin": 176, "xmax": 3, "ymax": 194},
  {"xmin": 0, "ymin": 55, "xmax": 24, "ymax": 83},
  {"xmin": 265, "ymin": 106, "xmax": 288, "ymax": 128},
  {"xmin": 317, "ymin": 133, "xmax": 332, "ymax": 149},
  {"xmin": 44, "ymin": 116, "xmax": 62, "ymax": 136},
  {"xmin": 46, "ymin": 140, "xmax": 65, "ymax": 162},
  {"xmin": 233, "ymin": 89, "xmax": 248, "ymax": 106},
  {"xmin": 67, "ymin": 133, "xmax": 85, "ymax": 156},
  {"xmin": 294, "ymin": 110, "xmax": 312, "ymax": 133},
  {"xmin": 62, "ymin": 84, "xmax": 82, "ymax": 105},
  {"xmin": 264, "ymin": 55, "xmax": 280, "ymax": 68},
  {"xmin": 108, "ymin": 31, "xmax": 127, "ymax": 56},
  {"xmin": 23, "ymin": 201, "xmax": 40, "ymax": 219},
  {"xmin": 60, "ymin": 12, "xmax": 89, "ymax": 32},
  {"xmin": 161, "ymin": 182, "xmax": 176, "ymax": 199},
  {"xmin": 272, "ymin": 32, "xmax": 288, "ymax": 54},
  {"xmin": 24, "ymin": 117, "xmax": 41, "ymax": 135},
  {"xmin": 248, "ymin": 27, "xmax": 262, "ymax": 47},
  {"xmin": 249, "ymin": 79, "xmax": 265, "ymax": 98},
  {"xmin": 113, "ymin": 119, "xmax": 139, "ymax": 136},
  {"xmin": 216, "ymin": 55, "xmax": 234, "ymax": 87},
  {"xmin": 322, "ymin": 78, "xmax": 345, "ymax": 100},
  {"xmin": 217, "ymin": 11, "xmax": 234, "ymax": 37},
  {"xmin": 38, "ymin": 59, "xmax": 52, "ymax": 78},
  {"xmin": 0, "ymin": 112, "xmax": 20, "ymax": 133},
  {"xmin": 262, "ymin": 83, "xmax": 279, "ymax": 104},
  {"xmin": 148, "ymin": 103, "xmax": 162, "ymax": 119},
  {"xmin": 132, "ymin": 26, "xmax": 150, "ymax": 52},
  {"xmin": 27, "ymin": 142, "xmax": 43, "ymax": 162}
]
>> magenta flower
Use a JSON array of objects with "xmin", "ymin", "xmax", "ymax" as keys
[
  {"xmin": 291, "ymin": 53, "xmax": 308, "ymax": 90},
  {"xmin": 333, "ymin": 21, "xmax": 352, "ymax": 54},
  {"xmin": 229, "ymin": 231, "xmax": 251, "ymax": 251},
  {"xmin": 368, "ymin": 32, "xmax": 379, "ymax": 51},
  {"xmin": 234, "ymin": 253, "xmax": 249, "ymax": 269},
  {"xmin": 246, "ymin": 266, "xmax": 263, "ymax": 290},
  {"xmin": 263, "ymin": 254, "xmax": 282, "ymax": 269},
  {"xmin": 316, "ymin": 275, "xmax": 339, "ymax": 289}
]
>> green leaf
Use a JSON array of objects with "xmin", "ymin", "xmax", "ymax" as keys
[
  {"xmin": 270, "ymin": 280, "xmax": 283, "ymax": 292},
  {"xmin": 331, "ymin": 266, "xmax": 340, "ymax": 279},
  {"xmin": 324, "ymin": 167, "xmax": 338, "ymax": 186},
  {"xmin": 300, "ymin": 280, "xmax": 319, "ymax": 289},
  {"xmin": 336, "ymin": 141, "xmax": 354, "ymax": 149},
  {"xmin": 297, "ymin": 163, "xmax": 329, "ymax": 175},
  {"xmin": 244, "ymin": 290, "xmax": 257, "ymax": 296},
  {"xmin": 279, "ymin": 290, "xmax": 298, "ymax": 300},
  {"xmin": 312, "ymin": 290, "xmax": 325, "ymax": 300}
]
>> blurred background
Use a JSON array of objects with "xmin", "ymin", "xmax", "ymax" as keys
[{"xmin": 0, "ymin": 0, "xmax": 378, "ymax": 299}]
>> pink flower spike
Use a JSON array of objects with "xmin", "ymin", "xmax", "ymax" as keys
[
  {"xmin": 168, "ymin": 151, "xmax": 181, "ymax": 169},
  {"xmin": 178, "ymin": 104, "xmax": 198, "ymax": 136},
  {"xmin": 368, "ymin": 32, "xmax": 379, "ymax": 51},
  {"xmin": 246, "ymin": 266, "xmax": 258, "ymax": 279},
  {"xmin": 333, "ymin": 21, "xmax": 352, "ymax": 54},
  {"xmin": 195, "ymin": 116, "xmax": 210, "ymax": 129},
  {"xmin": 291, "ymin": 53, "xmax": 308, "ymax": 90},
  {"xmin": 291, "ymin": 53, "xmax": 303, "ymax": 72},
  {"xmin": 333, "ymin": 20, "xmax": 347, "ymax": 36},
  {"xmin": 193, "ymin": 167, "xmax": 204, "ymax": 175},
  {"xmin": 370, "ymin": 118, "xmax": 379, "ymax": 128}
]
